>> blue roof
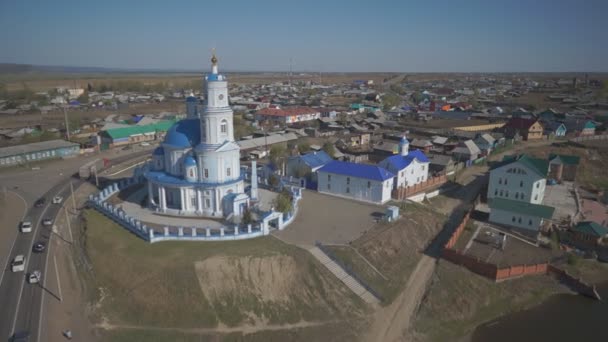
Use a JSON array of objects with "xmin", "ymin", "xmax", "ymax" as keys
[
  {"xmin": 318, "ymin": 160, "xmax": 394, "ymax": 181},
  {"xmin": 163, "ymin": 118, "xmax": 201, "ymax": 148},
  {"xmin": 382, "ymin": 149, "xmax": 430, "ymax": 171},
  {"xmin": 207, "ymin": 73, "xmax": 224, "ymax": 81},
  {"xmin": 145, "ymin": 170, "xmax": 244, "ymax": 187},
  {"xmin": 300, "ymin": 151, "xmax": 332, "ymax": 168},
  {"xmin": 153, "ymin": 147, "xmax": 164, "ymax": 156},
  {"xmin": 184, "ymin": 156, "xmax": 197, "ymax": 166}
]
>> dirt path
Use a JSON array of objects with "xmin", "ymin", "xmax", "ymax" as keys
[{"xmin": 96, "ymin": 319, "xmax": 342, "ymax": 335}]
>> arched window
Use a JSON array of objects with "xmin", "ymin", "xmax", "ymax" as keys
[
  {"xmin": 189, "ymin": 168, "xmax": 194, "ymax": 178},
  {"xmin": 499, "ymin": 178, "xmax": 502, "ymax": 185},
  {"xmin": 220, "ymin": 119, "xmax": 228, "ymax": 134},
  {"xmin": 500, "ymin": 190, "xmax": 504, "ymax": 196},
  {"xmin": 520, "ymin": 180, "xmax": 523, "ymax": 187}
]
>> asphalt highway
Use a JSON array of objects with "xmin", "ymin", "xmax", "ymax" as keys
[{"xmin": 0, "ymin": 148, "xmax": 152, "ymax": 341}]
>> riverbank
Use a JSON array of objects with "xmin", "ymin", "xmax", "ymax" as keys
[{"xmin": 411, "ymin": 258, "xmax": 608, "ymax": 342}]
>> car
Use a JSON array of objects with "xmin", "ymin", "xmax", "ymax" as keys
[
  {"xmin": 19, "ymin": 221, "xmax": 32, "ymax": 233},
  {"xmin": 140, "ymin": 142, "xmax": 150, "ymax": 146},
  {"xmin": 52, "ymin": 196, "xmax": 63, "ymax": 204},
  {"xmin": 34, "ymin": 197, "xmax": 46, "ymax": 208},
  {"xmin": 42, "ymin": 218, "xmax": 53, "ymax": 226},
  {"xmin": 11, "ymin": 255, "xmax": 25, "ymax": 272},
  {"xmin": 10, "ymin": 330, "xmax": 30, "ymax": 342},
  {"xmin": 33, "ymin": 242, "xmax": 46, "ymax": 253},
  {"xmin": 27, "ymin": 270, "xmax": 41, "ymax": 284}
]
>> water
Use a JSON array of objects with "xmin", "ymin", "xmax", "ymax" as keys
[{"xmin": 472, "ymin": 282, "xmax": 608, "ymax": 342}]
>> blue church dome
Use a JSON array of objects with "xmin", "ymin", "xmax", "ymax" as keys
[
  {"xmin": 163, "ymin": 118, "xmax": 201, "ymax": 148},
  {"xmin": 400, "ymin": 136, "xmax": 409, "ymax": 144},
  {"xmin": 153, "ymin": 146, "xmax": 164, "ymax": 156},
  {"xmin": 184, "ymin": 156, "xmax": 197, "ymax": 167}
]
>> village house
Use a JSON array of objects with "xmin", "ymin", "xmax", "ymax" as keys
[
  {"xmin": 427, "ymin": 154, "xmax": 457, "ymax": 176},
  {"xmin": 564, "ymin": 118, "xmax": 596, "ymax": 136},
  {"xmin": 317, "ymin": 160, "xmax": 395, "ymax": 204},
  {"xmin": 487, "ymin": 154, "xmax": 555, "ymax": 233},
  {"xmin": 255, "ymin": 106, "xmax": 320, "ymax": 125},
  {"xmin": 548, "ymin": 154, "xmax": 580, "ymax": 182},
  {"xmin": 473, "ymin": 133, "xmax": 496, "ymax": 156},
  {"xmin": 409, "ymin": 138, "xmax": 433, "ymax": 153},
  {"xmin": 452, "ymin": 140, "xmax": 481, "ymax": 161},
  {"xmin": 543, "ymin": 121, "xmax": 567, "ymax": 137},
  {"xmin": 378, "ymin": 137, "xmax": 429, "ymax": 189},
  {"xmin": 570, "ymin": 221, "xmax": 608, "ymax": 248},
  {"xmin": 503, "ymin": 118, "xmax": 544, "ymax": 140}
]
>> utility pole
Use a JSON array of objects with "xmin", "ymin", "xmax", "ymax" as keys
[
  {"xmin": 92, "ymin": 165, "xmax": 99, "ymax": 187},
  {"xmin": 63, "ymin": 106, "xmax": 70, "ymax": 140},
  {"xmin": 70, "ymin": 181, "xmax": 76, "ymax": 211}
]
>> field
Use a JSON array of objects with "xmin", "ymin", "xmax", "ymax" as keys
[{"xmin": 80, "ymin": 210, "xmax": 368, "ymax": 341}]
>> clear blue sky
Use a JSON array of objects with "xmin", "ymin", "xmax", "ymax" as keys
[{"xmin": 0, "ymin": 0, "xmax": 606, "ymax": 72}]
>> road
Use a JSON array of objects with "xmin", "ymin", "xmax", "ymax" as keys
[{"xmin": 0, "ymin": 147, "xmax": 152, "ymax": 341}]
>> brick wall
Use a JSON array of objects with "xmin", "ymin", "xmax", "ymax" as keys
[{"xmin": 392, "ymin": 174, "xmax": 448, "ymax": 200}]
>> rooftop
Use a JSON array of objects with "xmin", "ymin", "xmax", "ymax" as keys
[
  {"xmin": 298, "ymin": 151, "xmax": 333, "ymax": 169},
  {"xmin": 548, "ymin": 154, "xmax": 580, "ymax": 166},
  {"xmin": 573, "ymin": 221, "xmax": 608, "ymax": 238},
  {"xmin": 489, "ymin": 198, "xmax": 555, "ymax": 219},
  {"xmin": 0, "ymin": 140, "xmax": 79, "ymax": 158},
  {"xmin": 256, "ymin": 106, "xmax": 319, "ymax": 117}
]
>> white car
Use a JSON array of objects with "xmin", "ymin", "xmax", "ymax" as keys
[
  {"xmin": 11, "ymin": 255, "xmax": 25, "ymax": 272},
  {"xmin": 27, "ymin": 270, "xmax": 42, "ymax": 284},
  {"xmin": 52, "ymin": 196, "xmax": 63, "ymax": 204},
  {"xmin": 19, "ymin": 221, "xmax": 32, "ymax": 233},
  {"xmin": 140, "ymin": 142, "xmax": 150, "ymax": 146},
  {"xmin": 42, "ymin": 218, "xmax": 53, "ymax": 226}
]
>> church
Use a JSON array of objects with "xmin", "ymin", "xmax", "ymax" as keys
[{"xmin": 144, "ymin": 52, "xmax": 250, "ymax": 218}]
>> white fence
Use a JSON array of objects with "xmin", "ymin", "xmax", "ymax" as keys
[{"xmin": 88, "ymin": 167, "xmax": 303, "ymax": 243}]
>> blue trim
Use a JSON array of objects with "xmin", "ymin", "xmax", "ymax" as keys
[
  {"xmin": 145, "ymin": 170, "xmax": 244, "ymax": 187},
  {"xmin": 206, "ymin": 73, "xmax": 225, "ymax": 81}
]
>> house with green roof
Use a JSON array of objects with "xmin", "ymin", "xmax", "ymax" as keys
[
  {"xmin": 548, "ymin": 153, "xmax": 580, "ymax": 182},
  {"xmin": 100, "ymin": 120, "xmax": 175, "ymax": 149},
  {"xmin": 489, "ymin": 198, "xmax": 555, "ymax": 232},
  {"xmin": 572, "ymin": 221, "xmax": 608, "ymax": 246}
]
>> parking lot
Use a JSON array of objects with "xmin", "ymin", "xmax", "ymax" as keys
[{"xmin": 274, "ymin": 190, "xmax": 385, "ymax": 246}]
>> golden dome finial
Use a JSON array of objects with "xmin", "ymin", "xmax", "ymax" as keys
[{"xmin": 211, "ymin": 48, "xmax": 218, "ymax": 65}]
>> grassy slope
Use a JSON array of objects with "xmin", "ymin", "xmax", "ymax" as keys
[
  {"xmin": 81, "ymin": 210, "xmax": 367, "ymax": 339},
  {"xmin": 412, "ymin": 261, "xmax": 564, "ymax": 342}
]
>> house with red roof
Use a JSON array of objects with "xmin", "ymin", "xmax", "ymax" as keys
[{"xmin": 503, "ymin": 117, "xmax": 544, "ymax": 140}]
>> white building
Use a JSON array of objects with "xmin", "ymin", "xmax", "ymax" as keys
[
  {"xmin": 317, "ymin": 160, "xmax": 395, "ymax": 204},
  {"xmin": 487, "ymin": 154, "xmax": 554, "ymax": 232},
  {"xmin": 144, "ymin": 52, "xmax": 249, "ymax": 218},
  {"xmin": 378, "ymin": 135, "xmax": 430, "ymax": 189}
]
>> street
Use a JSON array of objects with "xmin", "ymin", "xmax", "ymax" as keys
[{"xmin": 0, "ymin": 147, "xmax": 152, "ymax": 341}]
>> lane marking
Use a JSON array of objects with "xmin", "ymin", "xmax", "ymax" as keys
[
  {"xmin": 0, "ymin": 191, "xmax": 28, "ymax": 288},
  {"xmin": 53, "ymin": 256, "xmax": 62, "ymax": 302},
  {"xmin": 11, "ymin": 181, "xmax": 70, "ymax": 336}
]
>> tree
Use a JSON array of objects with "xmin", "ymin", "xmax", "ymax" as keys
[
  {"xmin": 294, "ymin": 165, "xmax": 310, "ymax": 178},
  {"xmin": 273, "ymin": 189, "xmax": 293, "ymax": 213},
  {"xmin": 382, "ymin": 93, "xmax": 401, "ymax": 110},
  {"xmin": 322, "ymin": 142, "xmax": 336, "ymax": 157},
  {"xmin": 77, "ymin": 91, "xmax": 89, "ymax": 104},
  {"xmin": 269, "ymin": 144, "xmax": 287, "ymax": 166},
  {"xmin": 298, "ymin": 142, "xmax": 310, "ymax": 154},
  {"xmin": 242, "ymin": 208, "xmax": 254, "ymax": 225}
]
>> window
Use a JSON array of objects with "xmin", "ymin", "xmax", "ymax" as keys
[
  {"xmin": 505, "ymin": 190, "xmax": 509, "ymax": 198},
  {"xmin": 346, "ymin": 187, "xmax": 350, "ymax": 194},
  {"xmin": 327, "ymin": 183, "xmax": 331, "ymax": 190},
  {"xmin": 204, "ymin": 169, "xmax": 209, "ymax": 178},
  {"xmin": 227, "ymin": 167, "xmax": 231, "ymax": 177},
  {"xmin": 500, "ymin": 190, "xmax": 503, "ymax": 196},
  {"xmin": 367, "ymin": 181, "xmax": 371, "ymax": 189},
  {"xmin": 534, "ymin": 194, "xmax": 538, "ymax": 201},
  {"xmin": 499, "ymin": 178, "xmax": 502, "ymax": 185},
  {"xmin": 220, "ymin": 120, "xmax": 228, "ymax": 134},
  {"xmin": 495, "ymin": 190, "xmax": 498, "ymax": 196},
  {"xmin": 189, "ymin": 169, "xmax": 194, "ymax": 178},
  {"xmin": 504, "ymin": 178, "xmax": 508, "ymax": 185},
  {"xmin": 518, "ymin": 217, "xmax": 522, "ymax": 223},
  {"xmin": 204, "ymin": 198, "xmax": 211, "ymax": 208},
  {"xmin": 328, "ymin": 174, "xmax": 331, "ymax": 182},
  {"xmin": 529, "ymin": 219, "xmax": 533, "ymax": 226},
  {"xmin": 191, "ymin": 197, "xmax": 196, "ymax": 206},
  {"xmin": 512, "ymin": 216, "xmax": 516, "ymax": 222},
  {"xmin": 536, "ymin": 182, "xmax": 540, "ymax": 188},
  {"xmin": 520, "ymin": 180, "xmax": 523, "ymax": 187},
  {"xmin": 422, "ymin": 165, "xmax": 425, "ymax": 170},
  {"xmin": 515, "ymin": 192, "xmax": 519, "ymax": 199},
  {"xmin": 346, "ymin": 177, "xmax": 350, "ymax": 185}
]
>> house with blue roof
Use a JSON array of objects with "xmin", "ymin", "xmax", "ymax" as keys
[
  {"xmin": 317, "ymin": 160, "xmax": 395, "ymax": 204},
  {"xmin": 377, "ymin": 135, "xmax": 430, "ymax": 189},
  {"xmin": 286, "ymin": 150, "xmax": 333, "ymax": 189}
]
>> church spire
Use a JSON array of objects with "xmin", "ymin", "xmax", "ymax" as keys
[{"xmin": 211, "ymin": 48, "xmax": 218, "ymax": 74}]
